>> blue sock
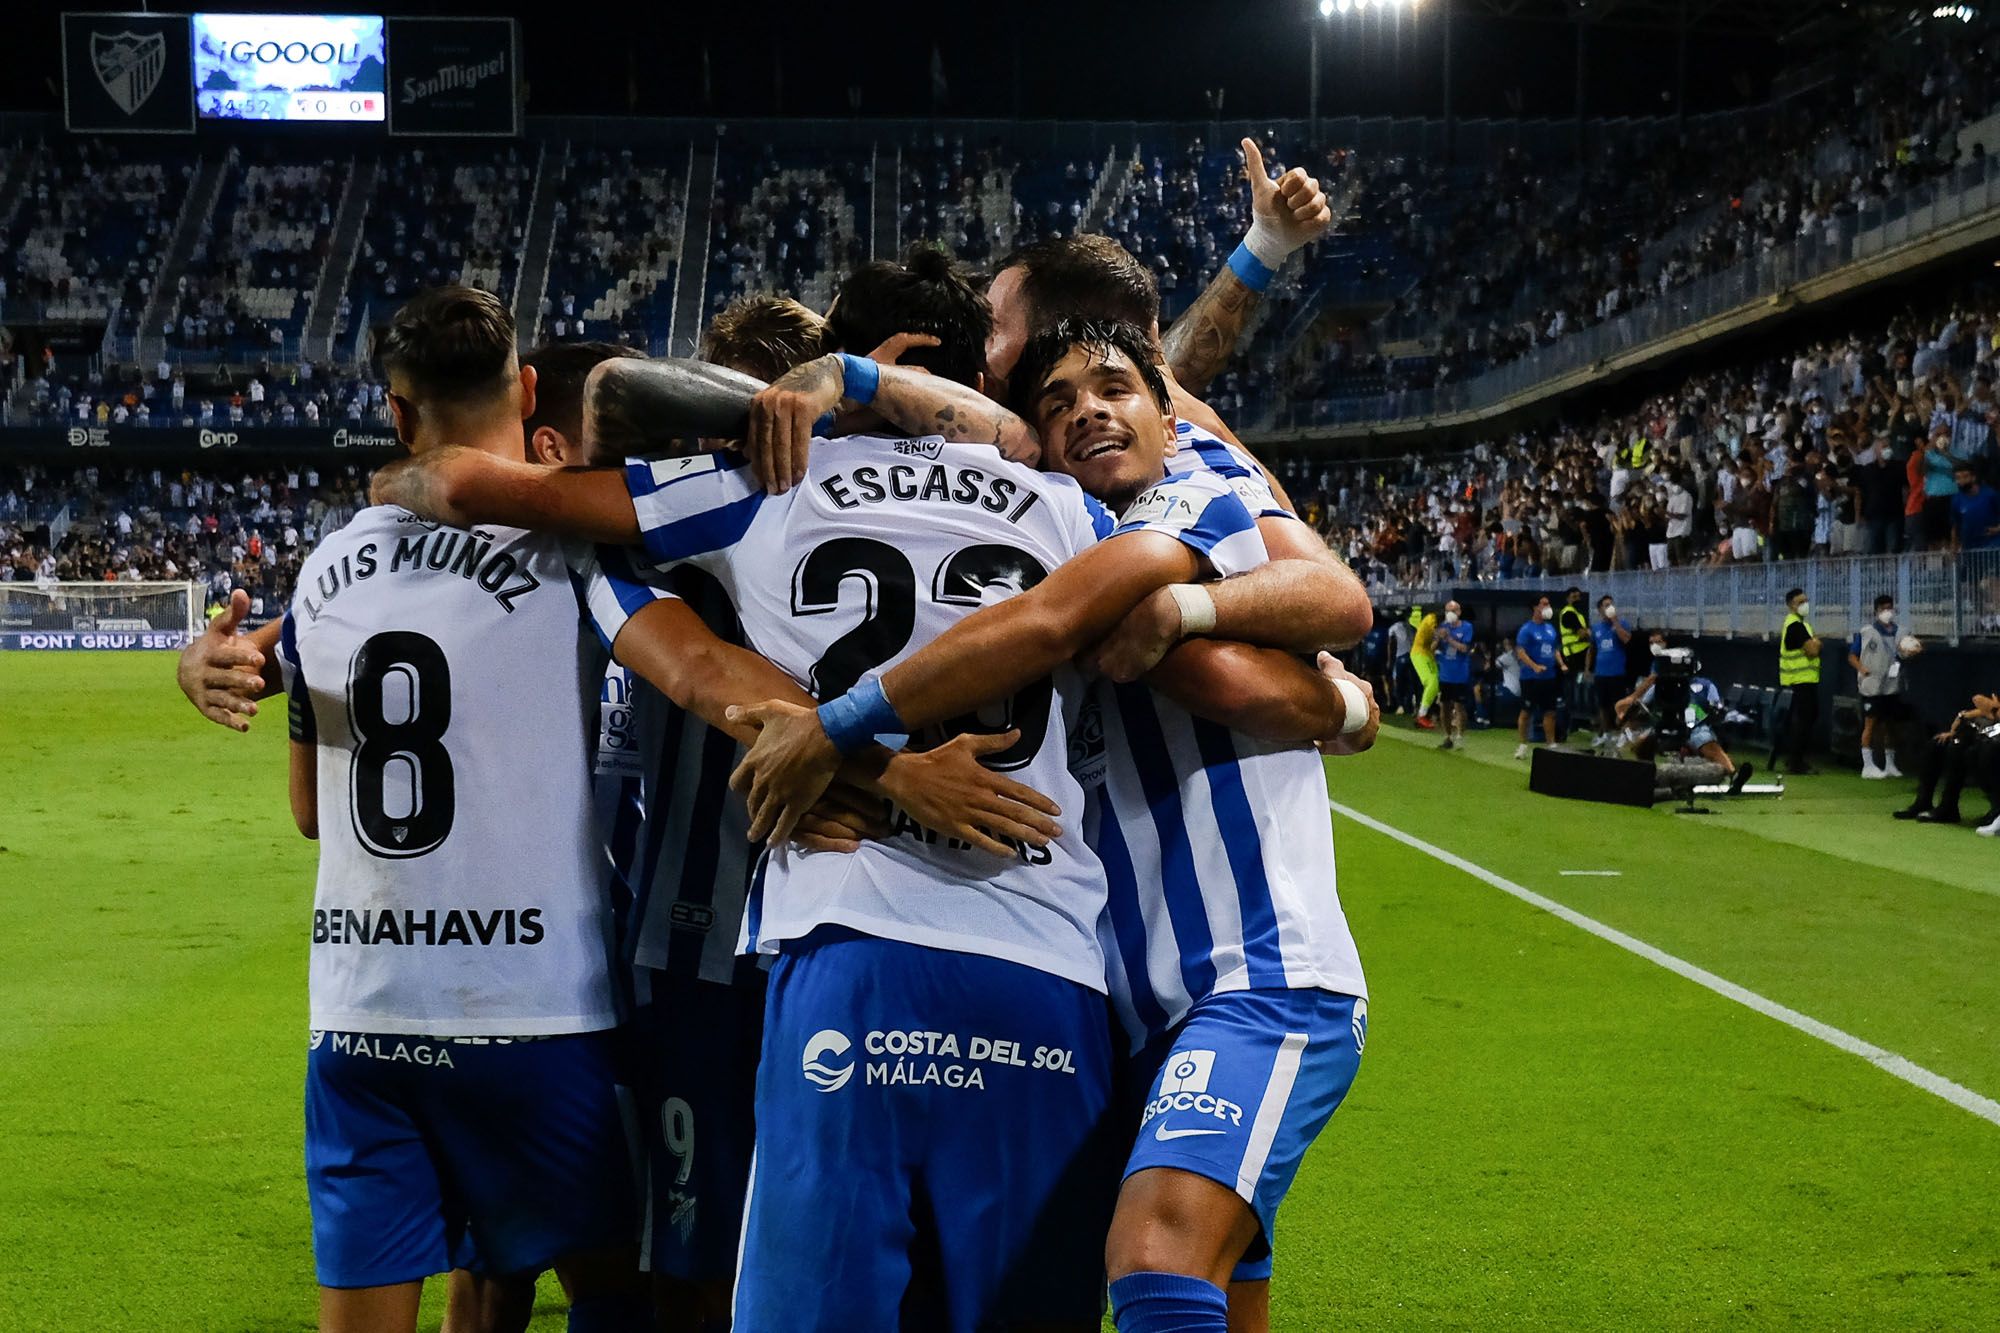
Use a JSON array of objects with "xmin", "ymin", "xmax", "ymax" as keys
[
  {"xmin": 566, "ymin": 1289, "xmax": 651, "ymax": 1333},
  {"xmin": 1109, "ymin": 1270, "xmax": 1230, "ymax": 1333}
]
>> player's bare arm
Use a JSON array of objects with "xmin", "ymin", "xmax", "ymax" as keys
[
  {"xmin": 614, "ymin": 596, "xmax": 1058, "ymax": 855},
  {"xmin": 1144, "ymin": 639, "xmax": 1377, "ymax": 754},
  {"xmin": 370, "ymin": 448, "xmax": 642, "ymax": 545},
  {"xmin": 1087, "ymin": 554, "xmax": 1370, "ymax": 682},
  {"xmin": 726, "ymin": 528, "xmax": 1212, "ymax": 842},
  {"xmin": 746, "ymin": 347, "xmax": 1042, "ymax": 495},
  {"xmin": 1160, "ymin": 138, "xmax": 1332, "ymax": 393},
  {"xmin": 178, "ymin": 589, "xmax": 284, "ymax": 730}
]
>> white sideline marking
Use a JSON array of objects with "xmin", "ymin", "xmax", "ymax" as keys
[
  {"xmin": 1329, "ymin": 799, "xmax": 2000, "ymax": 1130},
  {"xmin": 1559, "ymin": 870, "xmax": 1623, "ymax": 877}
]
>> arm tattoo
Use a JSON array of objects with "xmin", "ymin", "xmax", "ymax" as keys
[{"xmin": 1161, "ymin": 269, "xmax": 1259, "ymax": 395}]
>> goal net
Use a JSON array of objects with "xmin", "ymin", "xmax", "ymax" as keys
[{"xmin": 0, "ymin": 581, "xmax": 204, "ymax": 649}]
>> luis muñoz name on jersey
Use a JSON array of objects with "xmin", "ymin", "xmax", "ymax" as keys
[
  {"xmin": 297, "ymin": 516, "xmax": 542, "ymax": 622},
  {"xmin": 314, "ymin": 906, "xmax": 545, "ymax": 946}
]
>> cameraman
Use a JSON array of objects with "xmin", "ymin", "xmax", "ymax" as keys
[{"xmin": 1618, "ymin": 631, "xmax": 1752, "ymax": 791}]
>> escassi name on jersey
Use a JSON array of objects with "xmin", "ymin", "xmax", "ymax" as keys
[
  {"xmin": 298, "ymin": 521, "xmax": 543, "ymax": 621},
  {"xmin": 818, "ymin": 462, "xmax": 1043, "ymax": 523},
  {"xmin": 314, "ymin": 906, "xmax": 546, "ymax": 946}
]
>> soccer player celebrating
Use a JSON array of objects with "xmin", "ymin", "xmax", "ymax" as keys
[
  {"xmin": 277, "ymin": 287, "xmax": 652, "ymax": 1333},
  {"xmin": 729, "ymin": 319, "xmax": 1372, "ymax": 1333}
]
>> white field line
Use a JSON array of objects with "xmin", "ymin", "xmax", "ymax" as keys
[
  {"xmin": 1559, "ymin": 870, "xmax": 1623, "ymax": 877},
  {"xmin": 1329, "ymin": 799, "xmax": 2000, "ymax": 1130}
]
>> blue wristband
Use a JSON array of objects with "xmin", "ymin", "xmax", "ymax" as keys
[
  {"xmin": 1227, "ymin": 241, "xmax": 1275, "ymax": 293},
  {"xmin": 817, "ymin": 676, "xmax": 907, "ymax": 756},
  {"xmin": 839, "ymin": 353, "xmax": 881, "ymax": 406}
]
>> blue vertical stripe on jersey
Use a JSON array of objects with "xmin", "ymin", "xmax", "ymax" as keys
[
  {"xmin": 1188, "ymin": 718, "xmax": 1289, "ymax": 989},
  {"xmin": 660, "ymin": 720, "xmax": 748, "ymax": 979},
  {"xmin": 636, "ymin": 487, "xmax": 767, "ymax": 565},
  {"xmin": 741, "ymin": 851, "xmax": 767, "ymax": 956},
  {"xmin": 1085, "ymin": 495, "xmax": 1117, "ymax": 540},
  {"xmin": 1111, "ymin": 682, "xmax": 1219, "ymax": 1002},
  {"xmin": 1094, "ymin": 793, "xmax": 1171, "ymax": 1040}
]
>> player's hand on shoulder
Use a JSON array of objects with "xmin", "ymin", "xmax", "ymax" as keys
[
  {"xmin": 748, "ymin": 353, "xmax": 847, "ymax": 496},
  {"xmin": 178, "ymin": 588, "xmax": 265, "ymax": 733},
  {"xmin": 1315, "ymin": 651, "xmax": 1379, "ymax": 758},
  {"xmin": 876, "ymin": 730, "xmax": 1062, "ymax": 859},
  {"xmin": 727, "ymin": 698, "xmax": 843, "ymax": 844}
]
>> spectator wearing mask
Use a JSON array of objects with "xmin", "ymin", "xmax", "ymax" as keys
[
  {"xmin": 1849, "ymin": 594, "xmax": 1921, "ymax": 779},
  {"xmin": 1776, "ymin": 586, "xmax": 1823, "ymax": 776},
  {"xmin": 1953, "ymin": 461, "xmax": 2000, "ymax": 551},
  {"xmin": 1514, "ymin": 594, "xmax": 1565, "ymax": 761},
  {"xmin": 1434, "ymin": 599, "xmax": 1474, "ymax": 750},
  {"xmin": 1588, "ymin": 595, "xmax": 1634, "ymax": 735},
  {"xmin": 1893, "ymin": 694, "xmax": 2000, "ymax": 831}
]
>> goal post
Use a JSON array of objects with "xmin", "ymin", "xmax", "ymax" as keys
[{"xmin": 0, "ymin": 581, "xmax": 204, "ymax": 649}]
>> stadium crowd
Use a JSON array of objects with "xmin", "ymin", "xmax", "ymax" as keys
[
  {"xmin": 1278, "ymin": 286, "xmax": 2000, "ymax": 592},
  {"xmin": 0, "ymin": 461, "xmax": 369, "ymax": 617},
  {"xmin": 1287, "ymin": 31, "xmax": 2000, "ymax": 408}
]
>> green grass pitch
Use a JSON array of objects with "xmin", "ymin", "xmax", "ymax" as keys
[{"xmin": 2, "ymin": 652, "xmax": 1997, "ymax": 1330}]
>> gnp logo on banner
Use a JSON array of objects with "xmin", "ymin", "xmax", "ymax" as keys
[{"xmin": 92, "ymin": 29, "xmax": 166, "ymax": 115}]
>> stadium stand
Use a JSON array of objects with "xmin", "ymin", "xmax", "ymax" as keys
[{"xmin": 538, "ymin": 141, "xmax": 688, "ymax": 352}]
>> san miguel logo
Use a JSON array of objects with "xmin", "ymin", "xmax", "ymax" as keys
[{"xmin": 92, "ymin": 29, "xmax": 167, "ymax": 115}]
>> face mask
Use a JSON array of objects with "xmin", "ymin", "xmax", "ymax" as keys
[
  {"xmin": 1794, "ymin": 600, "xmax": 1811, "ymax": 617},
  {"xmin": 1602, "ymin": 605, "xmax": 1617, "ymax": 619},
  {"xmin": 1446, "ymin": 610, "xmax": 1460, "ymax": 624},
  {"xmin": 1538, "ymin": 607, "xmax": 1553, "ymax": 622},
  {"xmin": 1877, "ymin": 609, "xmax": 1895, "ymax": 625}
]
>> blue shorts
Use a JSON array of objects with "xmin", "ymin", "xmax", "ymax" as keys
[
  {"xmin": 1122, "ymin": 989, "xmax": 1366, "ymax": 1283},
  {"xmin": 305, "ymin": 1029, "xmax": 637, "ymax": 1289},
  {"xmin": 735, "ymin": 928, "xmax": 1118, "ymax": 1332},
  {"xmin": 630, "ymin": 968, "xmax": 765, "ymax": 1284}
]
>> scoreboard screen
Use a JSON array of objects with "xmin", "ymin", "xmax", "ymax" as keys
[{"xmin": 192, "ymin": 14, "xmax": 385, "ymax": 122}]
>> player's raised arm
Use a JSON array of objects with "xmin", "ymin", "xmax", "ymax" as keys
[{"xmin": 1160, "ymin": 137, "xmax": 1332, "ymax": 394}]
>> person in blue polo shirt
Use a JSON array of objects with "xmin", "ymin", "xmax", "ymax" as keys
[
  {"xmin": 1514, "ymin": 594, "xmax": 1565, "ymax": 760},
  {"xmin": 1953, "ymin": 461, "xmax": 2000, "ymax": 551},
  {"xmin": 1434, "ymin": 598, "xmax": 1475, "ymax": 749},
  {"xmin": 1588, "ymin": 595, "xmax": 1634, "ymax": 736}
]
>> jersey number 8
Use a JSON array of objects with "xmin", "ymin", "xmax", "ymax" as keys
[{"xmin": 347, "ymin": 631, "xmax": 455, "ymax": 858}]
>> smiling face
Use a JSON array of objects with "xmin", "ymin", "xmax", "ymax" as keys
[{"xmin": 1024, "ymin": 341, "xmax": 1177, "ymax": 512}]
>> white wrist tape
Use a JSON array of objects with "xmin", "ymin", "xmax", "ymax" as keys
[
  {"xmin": 1332, "ymin": 679, "xmax": 1370, "ymax": 736},
  {"xmin": 1167, "ymin": 583, "xmax": 1217, "ymax": 636},
  {"xmin": 1243, "ymin": 218, "xmax": 1292, "ymax": 269}
]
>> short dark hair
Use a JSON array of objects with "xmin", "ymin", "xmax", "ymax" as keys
[
  {"xmin": 1598, "ymin": 594, "xmax": 1615, "ymax": 608},
  {"xmin": 1785, "ymin": 587, "xmax": 1806, "ymax": 603},
  {"xmin": 523, "ymin": 341, "xmax": 645, "ymax": 441},
  {"xmin": 999, "ymin": 234, "xmax": 1160, "ymax": 334},
  {"xmin": 824, "ymin": 245, "xmax": 989, "ymax": 387},
  {"xmin": 1009, "ymin": 317, "xmax": 1171, "ymax": 419},
  {"xmin": 1874, "ymin": 593, "xmax": 1896, "ymax": 611},
  {"xmin": 703, "ymin": 295, "xmax": 825, "ymax": 382},
  {"xmin": 378, "ymin": 285, "xmax": 516, "ymax": 406}
]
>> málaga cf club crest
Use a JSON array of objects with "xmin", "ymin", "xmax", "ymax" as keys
[{"xmin": 91, "ymin": 30, "xmax": 166, "ymax": 115}]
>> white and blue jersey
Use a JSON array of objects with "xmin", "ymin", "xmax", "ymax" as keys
[
  {"xmin": 1165, "ymin": 420, "xmax": 1293, "ymax": 520},
  {"xmin": 622, "ymin": 436, "xmax": 1113, "ymax": 990}
]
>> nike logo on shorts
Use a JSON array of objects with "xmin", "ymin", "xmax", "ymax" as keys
[{"xmin": 1154, "ymin": 1124, "xmax": 1226, "ymax": 1141}]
